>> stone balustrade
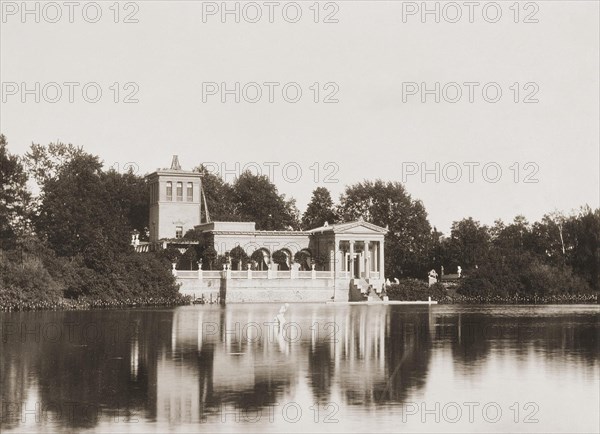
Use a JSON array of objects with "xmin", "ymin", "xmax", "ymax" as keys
[{"xmin": 172, "ymin": 266, "xmax": 344, "ymax": 281}]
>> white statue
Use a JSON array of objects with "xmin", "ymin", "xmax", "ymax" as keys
[
  {"xmin": 428, "ymin": 269, "xmax": 438, "ymax": 287},
  {"xmin": 457, "ymin": 266, "xmax": 462, "ymax": 278}
]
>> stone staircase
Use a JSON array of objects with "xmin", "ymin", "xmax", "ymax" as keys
[{"xmin": 349, "ymin": 278, "xmax": 382, "ymax": 302}]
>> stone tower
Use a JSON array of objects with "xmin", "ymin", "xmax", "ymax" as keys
[{"xmin": 146, "ymin": 156, "xmax": 202, "ymax": 242}]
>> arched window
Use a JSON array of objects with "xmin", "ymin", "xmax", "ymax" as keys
[
  {"xmin": 187, "ymin": 182, "xmax": 193, "ymax": 202},
  {"xmin": 176, "ymin": 182, "xmax": 183, "ymax": 201},
  {"xmin": 166, "ymin": 182, "xmax": 173, "ymax": 201}
]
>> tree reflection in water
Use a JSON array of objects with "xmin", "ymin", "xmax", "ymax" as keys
[{"xmin": 1, "ymin": 305, "xmax": 598, "ymax": 431}]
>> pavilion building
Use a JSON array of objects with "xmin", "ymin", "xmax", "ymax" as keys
[{"xmin": 142, "ymin": 156, "xmax": 388, "ymax": 302}]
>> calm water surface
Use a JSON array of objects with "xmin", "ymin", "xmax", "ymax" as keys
[{"xmin": 1, "ymin": 304, "xmax": 599, "ymax": 433}]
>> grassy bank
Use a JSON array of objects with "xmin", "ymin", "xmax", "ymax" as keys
[{"xmin": 385, "ymin": 278, "xmax": 598, "ymax": 305}]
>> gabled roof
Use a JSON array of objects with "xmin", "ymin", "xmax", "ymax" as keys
[{"xmin": 308, "ymin": 219, "xmax": 388, "ymax": 235}]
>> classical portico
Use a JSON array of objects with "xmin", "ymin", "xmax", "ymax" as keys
[{"xmin": 308, "ymin": 219, "xmax": 387, "ymax": 287}]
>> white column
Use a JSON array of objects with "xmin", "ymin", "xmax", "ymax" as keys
[
  {"xmin": 337, "ymin": 242, "xmax": 344, "ymax": 276},
  {"xmin": 378, "ymin": 240, "xmax": 385, "ymax": 280},
  {"xmin": 364, "ymin": 241, "xmax": 370, "ymax": 279},
  {"xmin": 329, "ymin": 242, "xmax": 335, "ymax": 274},
  {"xmin": 349, "ymin": 240, "xmax": 355, "ymax": 278}
]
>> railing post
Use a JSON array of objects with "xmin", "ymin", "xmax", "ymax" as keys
[
  {"xmin": 291, "ymin": 263, "xmax": 298, "ymax": 279},
  {"xmin": 222, "ymin": 264, "xmax": 230, "ymax": 279},
  {"xmin": 267, "ymin": 263, "xmax": 273, "ymax": 279}
]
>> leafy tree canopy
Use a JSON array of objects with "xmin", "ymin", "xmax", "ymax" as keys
[
  {"xmin": 302, "ymin": 187, "xmax": 337, "ymax": 229},
  {"xmin": 0, "ymin": 135, "xmax": 31, "ymax": 247},
  {"xmin": 338, "ymin": 180, "xmax": 433, "ymax": 277}
]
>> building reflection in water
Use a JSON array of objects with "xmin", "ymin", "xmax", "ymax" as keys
[
  {"xmin": 157, "ymin": 304, "xmax": 435, "ymax": 422},
  {"xmin": 1, "ymin": 305, "xmax": 598, "ymax": 431}
]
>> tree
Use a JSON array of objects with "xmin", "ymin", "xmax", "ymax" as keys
[
  {"xmin": 250, "ymin": 249, "xmax": 269, "ymax": 270},
  {"xmin": 180, "ymin": 247, "xmax": 199, "ymax": 270},
  {"xmin": 530, "ymin": 212, "xmax": 568, "ymax": 265},
  {"xmin": 302, "ymin": 187, "xmax": 337, "ymax": 229},
  {"xmin": 193, "ymin": 165, "xmax": 237, "ymax": 221},
  {"xmin": 232, "ymin": 171, "xmax": 299, "ymax": 230},
  {"xmin": 34, "ymin": 151, "xmax": 130, "ymax": 261},
  {"xmin": 0, "ymin": 135, "xmax": 31, "ymax": 248},
  {"xmin": 161, "ymin": 246, "xmax": 182, "ymax": 264},
  {"xmin": 567, "ymin": 207, "xmax": 600, "ymax": 291},
  {"xmin": 493, "ymin": 215, "xmax": 535, "ymax": 252},
  {"xmin": 201, "ymin": 246, "xmax": 218, "ymax": 270},
  {"xmin": 294, "ymin": 250, "xmax": 312, "ymax": 270},
  {"xmin": 444, "ymin": 218, "xmax": 491, "ymax": 271},
  {"xmin": 23, "ymin": 141, "xmax": 85, "ymax": 201},
  {"xmin": 338, "ymin": 180, "xmax": 432, "ymax": 278},
  {"xmin": 272, "ymin": 249, "xmax": 291, "ymax": 270},
  {"xmin": 230, "ymin": 246, "xmax": 249, "ymax": 270},
  {"xmin": 102, "ymin": 168, "xmax": 149, "ymax": 240}
]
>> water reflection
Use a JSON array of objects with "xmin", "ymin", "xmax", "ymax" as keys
[{"xmin": 1, "ymin": 305, "xmax": 598, "ymax": 432}]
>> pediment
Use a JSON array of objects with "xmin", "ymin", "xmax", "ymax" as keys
[
  {"xmin": 333, "ymin": 221, "xmax": 387, "ymax": 234},
  {"xmin": 310, "ymin": 220, "xmax": 388, "ymax": 235}
]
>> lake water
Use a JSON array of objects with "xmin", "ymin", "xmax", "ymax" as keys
[{"xmin": 1, "ymin": 304, "xmax": 599, "ymax": 433}]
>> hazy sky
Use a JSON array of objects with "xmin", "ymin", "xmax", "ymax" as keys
[{"xmin": 1, "ymin": 0, "xmax": 598, "ymax": 232}]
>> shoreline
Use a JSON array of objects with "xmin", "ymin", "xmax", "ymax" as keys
[
  {"xmin": 0, "ymin": 296, "xmax": 191, "ymax": 313},
  {"xmin": 1, "ymin": 296, "xmax": 598, "ymax": 312}
]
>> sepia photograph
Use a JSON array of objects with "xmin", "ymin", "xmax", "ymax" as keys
[{"xmin": 1, "ymin": 1, "xmax": 599, "ymax": 433}]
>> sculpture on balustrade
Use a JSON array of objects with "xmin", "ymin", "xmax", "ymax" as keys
[{"xmin": 428, "ymin": 269, "xmax": 438, "ymax": 287}]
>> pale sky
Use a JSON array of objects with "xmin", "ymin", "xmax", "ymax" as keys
[{"xmin": 1, "ymin": 0, "xmax": 598, "ymax": 233}]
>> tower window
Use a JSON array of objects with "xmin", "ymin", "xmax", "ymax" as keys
[
  {"xmin": 175, "ymin": 226, "xmax": 183, "ymax": 239},
  {"xmin": 176, "ymin": 182, "xmax": 183, "ymax": 201},
  {"xmin": 166, "ymin": 182, "xmax": 172, "ymax": 201},
  {"xmin": 187, "ymin": 182, "xmax": 193, "ymax": 201}
]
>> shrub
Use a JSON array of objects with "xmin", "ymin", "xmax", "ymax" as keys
[
  {"xmin": 386, "ymin": 278, "xmax": 447, "ymax": 301},
  {"xmin": 457, "ymin": 277, "xmax": 496, "ymax": 297},
  {"xmin": 272, "ymin": 249, "xmax": 290, "ymax": 270},
  {"xmin": 294, "ymin": 250, "xmax": 312, "ymax": 270},
  {"xmin": 230, "ymin": 246, "xmax": 249, "ymax": 270}
]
